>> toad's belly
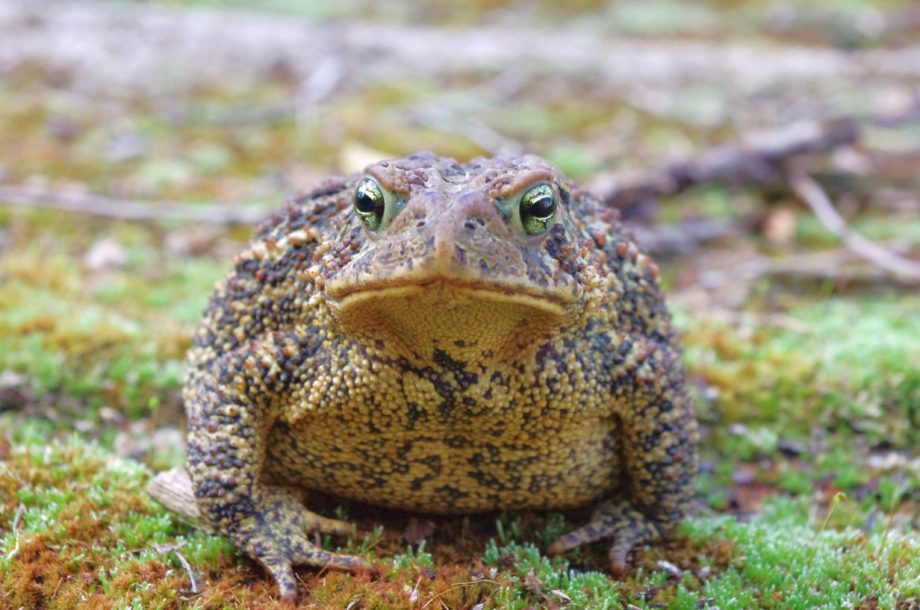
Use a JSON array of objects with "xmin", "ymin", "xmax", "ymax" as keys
[{"xmin": 264, "ymin": 415, "xmax": 622, "ymax": 513}]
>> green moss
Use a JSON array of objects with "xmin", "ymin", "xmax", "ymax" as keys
[
  {"xmin": 483, "ymin": 540, "xmax": 622, "ymax": 609},
  {"xmin": 0, "ymin": 421, "xmax": 246, "ymax": 609},
  {"xmin": 683, "ymin": 497, "xmax": 920, "ymax": 609},
  {"xmin": 600, "ymin": 1, "xmax": 719, "ymax": 36},
  {"xmin": 682, "ymin": 296, "xmax": 920, "ymax": 448},
  {"xmin": 0, "ymin": 216, "xmax": 228, "ymax": 421},
  {"xmin": 390, "ymin": 541, "xmax": 435, "ymax": 573}
]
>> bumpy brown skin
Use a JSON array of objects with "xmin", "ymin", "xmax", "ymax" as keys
[{"xmin": 185, "ymin": 152, "xmax": 698, "ymax": 601}]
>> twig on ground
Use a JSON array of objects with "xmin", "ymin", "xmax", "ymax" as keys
[
  {"xmin": 787, "ymin": 169, "xmax": 920, "ymax": 281},
  {"xmin": 153, "ymin": 542, "xmax": 201, "ymax": 595},
  {"xmin": 4, "ymin": 505, "xmax": 26, "ymax": 561},
  {"xmin": 629, "ymin": 218, "xmax": 738, "ymax": 255},
  {"xmin": 733, "ymin": 250, "xmax": 920, "ymax": 288},
  {"xmin": 598, "ymin": 100, "xmax": 920, "ymax": 212},
  {"xmin": 690, "ymin": 306, "xmax": 814, "ymax": 334},
  {"xmin": 680, "ymin": 249, "xmax": 920, "ymax": 311},
  {"xmin": 600, "ymin": 117, "xmax": 861, "ymax": 209},
  {"xmin": 421, "ymin": 579, "xmax": 500, "ymax": 610},
  {"xmin": 10, "ymin": 504, "xmax": 24, "ymax": 533},
  {"xmin": 0, "ymin": 184, "xmax": 267, "ymax": 225}
]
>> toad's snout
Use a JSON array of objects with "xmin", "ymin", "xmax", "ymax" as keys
[{"xmin": 394, "ymin": 187, "xmax": 523, "ymax": 279}]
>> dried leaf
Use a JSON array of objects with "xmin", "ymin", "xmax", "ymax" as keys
[{"xmin": 403, "ymin": 517, "xmax": 435, "ymax": 545}]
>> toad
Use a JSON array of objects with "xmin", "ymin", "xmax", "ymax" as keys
[{"xmin": 183, "ymin": 152, "xmax": 698, "ymax": 600}]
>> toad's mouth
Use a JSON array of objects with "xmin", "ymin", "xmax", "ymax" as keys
[
  {"xmin": 328, "ymin": 278, "xmax": 573, "ymax": 314},
  {"xmin": 327, "ymin": 279, "xmax": 575, "ymax": 359}
]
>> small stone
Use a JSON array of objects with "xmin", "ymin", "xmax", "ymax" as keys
[
  {"xmin": 84, "ymin": 238, "xmax": 127, "ymax": 270},
  {"xmin": 656, "ymin": 559, "xmax": 683, "ymax": 579}
]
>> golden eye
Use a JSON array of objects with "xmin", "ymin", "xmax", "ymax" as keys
[
  {"xmin": 519, "ymin": 184, "xmax": 556, "ymax": 235},
  {"xmin": 354, "ymin": 177, "xmax": 386, "ymax": 230}
]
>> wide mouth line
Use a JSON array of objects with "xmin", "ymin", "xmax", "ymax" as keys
[{"xmin": 327, "ymin": 277, "xmax": 576, "ymax": 307}]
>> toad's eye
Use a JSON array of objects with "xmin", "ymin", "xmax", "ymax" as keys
[
  {"xmin": 355, "ymin": 177, "xmax": 386, "ymax": 230},
  {"xmin": 519, "ymin": 183, "xmax": 556, "ymax": 235}
]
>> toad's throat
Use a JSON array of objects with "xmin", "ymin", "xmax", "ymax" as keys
[{"xmin": 329, "ymin": 280, "xmax": 569, "ymax": 360}]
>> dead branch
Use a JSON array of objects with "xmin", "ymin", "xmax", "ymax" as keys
[
  {"xmin": 0, "ymin": 184, "xmax": 267, "ymax": 225},
  {"xmin": 630, "ymin": 218, "xmax": 739, "ymax": 255},
  {"xmin": 5, "ymin": 504, "xmax": 25, "ymax": 561},
  {"xmin": 787, "ymin": 170, "xmax": 920, "ymax": 281},
  {"xmin": 153, "ymin": 542, "xmax": 201, "ymax": 595},
  {"xmin": 689, "ymin": 249, "xmax": 920, "ymax": 313},
  {"xmin": 601, "ymin": 117, "xmax": 861, "ymax": 209}
]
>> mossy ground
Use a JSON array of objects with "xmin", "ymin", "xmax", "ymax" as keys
[{"xmin": 2, "ymin": 0, "xmax": 919, "ymax": 608}]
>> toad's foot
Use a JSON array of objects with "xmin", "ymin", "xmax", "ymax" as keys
[
  {"xmin": 546, "ymin": 498, "xmax": 663, "ymax": 575},
  {"xmin": 232, "ymin": 487, "xmax": 375, "ymax": 601}
]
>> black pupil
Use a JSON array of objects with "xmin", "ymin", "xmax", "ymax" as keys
[
  {"xmin": 527, "ymin": 193, "xmax": 555, "ymax": 218},
  {"xmin": 356, "ymin": 188, "xmax": 380, "ymax": 214}
]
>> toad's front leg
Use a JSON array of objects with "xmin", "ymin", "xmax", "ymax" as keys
[
  {"xmin": 185, "ymin": 334, "xmax": 374, "ymax": 601},
  {"xmin": 548, "ymin": 338, "xmax": 698, "ymax": 573}
]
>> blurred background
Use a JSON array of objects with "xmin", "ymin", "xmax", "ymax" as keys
[{"xmin": 0, "ymin": 1, "xmax": 918, "ymax": 608}]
